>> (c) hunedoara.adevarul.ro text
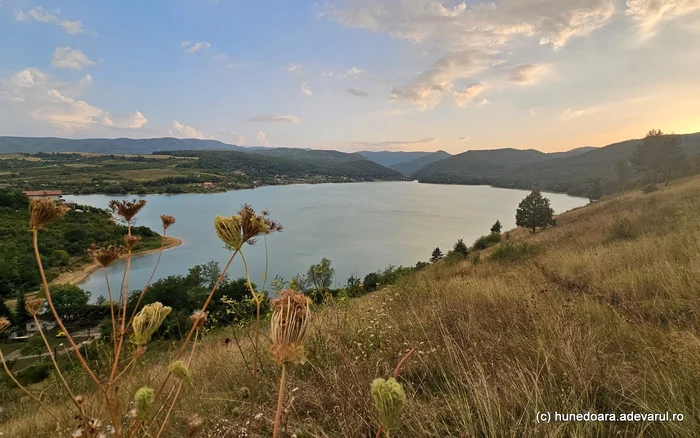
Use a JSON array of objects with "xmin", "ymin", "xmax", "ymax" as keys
[{"xmin": 536, "ymin": 411, "xmax": 684, "ymax": 423}]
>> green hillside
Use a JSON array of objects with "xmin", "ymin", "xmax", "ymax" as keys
[{"xmin": 389, "ymin": 150, "xmax": 452, "ymax": 175}]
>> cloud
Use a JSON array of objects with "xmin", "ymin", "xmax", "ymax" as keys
[
  {"xmin": 250, "ymin": 114, "xmax": 300, "ymax": 124},
  {"xmin": 560, "ymin": 108, "xmax": 586, "ymax": 120},
  {"xmin": 454, "ymin": 83, "xmax": 486, "ymax": 108},
  {"xmin": 458, "ymin": 136, "xmax": 471, "ymax": 141},
  {"xmin": 51, "ymin": 47, "xmax": 96, "ymax": 71},
  {"xmin": 337, "ymin": 67, "xmax": 366, "ymax": 78},
  {"xmin": 529, "ymin": 108, "xmax": 537, "ymax": 116},
  {"xmin": 226, "ymin": 63, "xmax": 242, "ymax": 70},
  {"xmin": 351, "ymin": 137, "xmax": 436, "ymax": 148},
  {"xmin": 301, "ymin": 82, "xmax": 313, "ymax": 96},
  {"xmin": 256, "ymin": 130, "xmax": 270, "ymax": 146},
  {"xmin": 478, "ymin": 98, "xmax": 490, "ymax": 105},
  {"xmin": 507, "ymin": 64, "xmax": 550, "ymax": 84},
  {"xmin": 284, "ymin": 64, "xmax": 303, "ymax": 74},
  {"xmin": 625, "ymin": 0, "xmax": 700, "ymax": 32},
  {"xmin": 14, "ymin": 6, "xmax": 84, "ymax": 34},
  {"xmin": 181, "ymin": 41, "xmax": 212, "ymax": 54},
  {"xmin": 220, "ymin": 131, "xmax": 246, "ymax": 145},
  {"xmin": 170, "ymin": 121, "xmax": 205, "ymax": 139},
  {"xmin": 391, "ymin": 51, "xmax": 498, "ymax": 110},
  {"xmin": 212, "ymin": 54, "xmax": 228, "ymax": 61},
  {"xmin": 322, "ymin": 0, "xmax": 615, "ymax": 51},
  {"xmin": 0, "ymin": 67, "xmax": 148, "ymax": 133},
  {"xmin": 346, "ymin": 87, "xmax": 369, "ymax": 97}
]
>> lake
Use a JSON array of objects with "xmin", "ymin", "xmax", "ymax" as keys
[{"xmin": 64, "ymin": 182, "xmax": 587, "ymax": 300}]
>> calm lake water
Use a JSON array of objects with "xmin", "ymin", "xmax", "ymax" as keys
[{"xmin": 65, "ymin": 182, "xmax": 587, "ymax": 300}]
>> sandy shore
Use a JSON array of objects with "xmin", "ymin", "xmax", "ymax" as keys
[{"xmin": 50, "ymin": 236, "xmax": 183, "ymax": 286}]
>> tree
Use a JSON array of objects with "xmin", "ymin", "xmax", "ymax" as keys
[
  {"xmin": 490, "ymin": 220, "xmax": 502, "ymax": 234},
  {"xmin": 588, "ymin": 178, "xmax": 602, "ymax": 203},
  {"xmin": 614, "ymin": 160, "xmax": 628, "ymax": 192},
  {"xmin": 363, "ymin": 272, "xmax": 381, "ymax": 292},
  {"xmin": 430, "ymin": 247, "xmax": 444, "ymax": 263},
  {"xmin": 306, "ymin": 258, "xmax": 335, "ymax": 292},
  {"xmin": 13, "ymin": 292, "xmax": 29, "ymax": 325},
  {"xmin": 630, "ymin": 130, "xmax": 686, "ymax": 185},
  {"xmin": 453, "ymin": 239, "xmax": 468, "ymax": 257},
  {"xmin": 50, "ymin": 284, "xmax": 91, "ymax": 319},
  {"xmin": 516, "ymin": 190, "xmax": 556, "ymax": 233}
]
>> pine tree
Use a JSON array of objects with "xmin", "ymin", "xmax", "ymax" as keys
[
  {"xmin": 588, "ymin": 178, "xmax": 602, "ymax": 203},
  {"xmin": 430, "ymin": 247, "xmax": 444, "ymax": 263},
  {"xmin": 490, "ymin": 220, "xmax": 502, "ymax": 234},
  {"xmin": 453, "ymin": 239, "xmax": 468, "ymax": 257},
  {"xmin": 515, "ymin": 190, "xmax": 556, "ymax": 233}
]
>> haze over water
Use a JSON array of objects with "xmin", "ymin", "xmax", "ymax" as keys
[{"xmin": 65, "ymin": 182, "xmax": 587, "ymax": 300}]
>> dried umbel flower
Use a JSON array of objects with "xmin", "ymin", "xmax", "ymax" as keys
[
  {"xmin": 187, "ymin": 414, "xmax": 203, "ymax": 437},
  {"xmin": 371, "ymin": 378, "xmax": 406, "ymax": 431},
  {"xmin": 269, "ymin": 289, "xmax": 311, "ymax": 364},
  {"xmin": 214, "ymin": 205, "xmax": 282, "ymax": 250},
  {"xmin": 132, "ymin": 302, "xmax": 172, "ymax": 346},
  {"xmin": 169, "ymin": 360, "xmax": 193, "ymax": 386},
  {"xmin": 239, "ymin": 387, "xmax": 250, "ymax": 399},
  {"xmin": 134, "ymin": 386, "xmax": 154, "ymax": 420},
  {"xmin": 25, "ymin": 298, "xmax": 46, "ymax": 316},
  {"xmin": 109, "ymin": 199, "xmax": 147, "ymax": 224},
  {"xmin": 124, "ymin": 234, "xmax": 142, "ymax": 251},
  {"xmin": 0, "ymin": 317, "xmax": 10, "ymax": 334},
  {"xmin": 161, "ymin": 214, "xmax": 176, "ymax": 231},
  {"xmin": 29, "ymin": 198, "xmax": 70, "ymax": 230},
  {"xmin": 190, "ymin": 310, "xmax": 208, "ymax": 329},
  {"xmin": 87, "ymin": 244, "xmax": 125, "ymax": 268},
  {"xmin": 214, "ymin": 215, "xmax": 244, "ymax": 250}
]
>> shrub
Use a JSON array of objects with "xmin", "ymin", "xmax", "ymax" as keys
[
  {"xmin": 363, "ymin": 272, "xmax": 381, "ymax": 292},
  {"xmin": 473, "ymin": 233, "xmax": 501, "ymax": 250},
  {"xmin": 489, "ymin": 242, "xmax": 539, "ymax": 262},
  {"xmin": 610, "ymin": 217, "xmax": 634, "ymax": 240},
  {"xmin": 642, "ymin": 184, "xmax": 658, "ymax": 194},
  {"xmin": 471, "ymin": 253, "xmax": 481, "ymax": 265}
]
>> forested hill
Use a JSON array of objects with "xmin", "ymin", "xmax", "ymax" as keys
[
  {"xmin": 0, "ymin": 137, "xmax": 248, "ymax": 154},
  {"xmin": 389, "ymin": 150, "xmax": 452, "ymax": 175},
  {"xmin": 415, "ymin": 132, "xmax": 700, "ymax": 196}
]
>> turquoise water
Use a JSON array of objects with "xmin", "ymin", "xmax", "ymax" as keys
[{"xmin": 64, "ymin": 182, "xmax": 587, "ymax": 299}]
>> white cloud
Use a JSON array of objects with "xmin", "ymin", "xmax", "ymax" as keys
[
  {"xmin": 386, "ymin": 108, "xmax": 403, "ymax": 115},
  {"xmin": 301, "ymin": 82, "xmax": 313, "ymax": 96},
  {"xmin": 226, "ymin": 63, "xmax": 242, "ymax": 70},
  {"xmin": 560, "ymin": 108, "xmax": 586, "ymax": 120},
  {"xmin": 351, "ymin": 137, "xmax": 435, "ymax": 148},
  {"xmin": 338, "ymin": 67, "xmax": 366, "ymax": 78},
  {"xmin": 170, "ymin": 121, "xmax": 205, "ymax": 139},
  {"xmin": 256, "ymin": 130, "xmax": 270, "ymax": 146},
  {"xmin": 250, "ymin": 114, "xmax": 300, "ymax": 124},
  {"xmin": 284, "ymin": 64, "xmax": 303, "ymax": 74},
  {"xmin": 478, "ymin": 98, "xmax": 490, "ymax": 105},
  {"xmin": 625, "ymin": 0, "xmax": 700, "ymax": 32},
  {"xmin": 51, "ymin": 47, "xmax": 96, "ymax": 71},
  {"xmin": 0, "ymin": 68, "xmax": 148, "ymax": 133},
  {"xmin": 181, "ymin": 41, "xmax": 212, "ymax": 54},
  {"xmin": 529, "ymin": 108, "xmax": 537, "ymax": 116},
  {"xmin": 347, "ymin": 87, "xmax": 369, "ymax": 97},
  {"xmin": 322, "ymin": 0, "xmax": 615, "ymax": 51},
  {"xmin": 458, "ymin": 136, "xmax": 471, "ymax": 141},
  {"xmin": 390, "ymin": 51, "xmax": 499, "ymax": 110},
  {"xmin": 15, "ymin": 6, "xmax": 84, "ymax": 34},
  {"xmin": 507, "ymin": 64, "xmax": 550, "ymax": 84},
  {"xmin": 454, "ymin": 83, "xmax": 486, "ymax": 108},
  {"xmin": 213, "ymin": 54, "xmax": 228, "ymax": 61}
]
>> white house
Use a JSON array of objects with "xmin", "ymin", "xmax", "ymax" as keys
[
  {"xmin": 25, "ymin": 319, "xmax": 56, "ymax": 333},
  {"xmin": 22, "ymin": 190, "xmax": 64, "ymax": 202}
]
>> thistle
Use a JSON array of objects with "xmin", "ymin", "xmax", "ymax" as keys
[
  {"xmin": 0, "ymin": 317, "xmax": 10, "ymax": 334},
  {"xmin": 131, "ymin": 302, "xmax": 172, "ymax": 346},
  {"xmin": 108, "ymin": 199, "xmax": 147, "ymax": 224},
  {"xmin": 87, "ymin": 244, "xmax": 125, "ymax": 268},
  {"xmin": 168, "ymin": 360, "xmax": 193, "ymax": 386},
  {"xmin": 160, "ymin": 214, "xmax": 176, "ymax": 231},
  {"xmin": 270, "ymin": 289, "xmax": 311, "ymax": 365},
  {"xmin": 29, "ymin": 198, "xmax": 70, "ymax": 230},
  {"xmin": 371, "ymin": 378, "xmax": 406, "ymax": 432},
  {"xmin": 25, "ymin": 298, "xmax": 46, "ymax": 316},
  {"xmin": 134, "ymin": 386, "xmax": 155, "ymax": 420}
]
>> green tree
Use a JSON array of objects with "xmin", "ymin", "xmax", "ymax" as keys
[
  {"xmin": 631, "ymin": 130, "xmax": 686, "ymax": 185},
  {"xmin": 13, "ymin": 292, "xmax": 29, "ymax": 325},
  {"xmin": 614, "ymin": 160, "xmax": 628, "ymax": 192},
  {"xmin": 363, "ymin": 272, "xmax": 381, "ymax": 292},
  {"xmin": 307, "ymin": 258, "xmax": 335, "ymax": 292},
  {"xmin": 50, "ymin": 284, "xmax": 91, "ymax": 319},
  {"xmin": 516, "ymin": 190, "xmax": 556, "ymax": 233},
  {"xmin": 51, "ymin": 249, "xmax": 71, "ymax": 267},
  {"xmin": 588, "ymin": 178, "xmax": 602, "ymax": 203},
  {"xmin": 453, "ymin": 239, "xmax": 468, "ymax": 257},
  {"xmin": 430, "ymin": 247, "xmax": 444, "ymax": 263},
  {"xmin": 490, "ymin": 220, "xmax": 502, "ymax": 234}
]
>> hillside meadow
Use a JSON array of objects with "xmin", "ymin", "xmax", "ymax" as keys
[{"xmin": 2, "ymin": 176, "xmax": 700, "ymax": 437}]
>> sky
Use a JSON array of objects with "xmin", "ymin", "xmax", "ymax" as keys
[{"xmin": 0, "ymin": 0, "xmax": 699, "ymax": 154}]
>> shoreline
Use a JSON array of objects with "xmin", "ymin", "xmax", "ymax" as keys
[{"xmin": 50, "ymin": 236, "xmax": 183, "ymax": 286}]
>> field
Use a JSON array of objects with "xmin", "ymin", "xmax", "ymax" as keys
[{"xmin": 1, "ymin": 177, "xmax": 699, "ymax": 437}]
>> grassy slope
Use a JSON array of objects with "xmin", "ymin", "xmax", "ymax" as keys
[{"xmin": 2, "ymin": 177, "xmax": 700, "ymax": 437}]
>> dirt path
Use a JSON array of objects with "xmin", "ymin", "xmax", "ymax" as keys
[{"xmin": 51, "ymin": 236, "xmax": 183, "ymax": 286}]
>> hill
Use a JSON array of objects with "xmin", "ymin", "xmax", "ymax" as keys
[
  {"xmin": 357, "ymin": 150, "xmax": 446, "ymax": 168},
  {"xmin": 389, "ymin": 150, "xmax": 451, "ymax": 175},
  {"xmin": 416, "ymin": 132, "xmax": 700, "ymax": 196},
  {"xmin": 0, "ymin": 137, "xmax": 248, "ymax": 155},
  {"xmin": 2, "ymin": 176, "xmax": 699, "ymax": 436}
]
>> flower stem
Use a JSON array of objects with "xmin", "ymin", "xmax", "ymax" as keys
[
  {"xmin": 240, "ymin": 250, "xmax": 260, "ymax": 380},
  {"xmin": 272, "ymin": 363, "xmax": 287, "ymax": 438}
]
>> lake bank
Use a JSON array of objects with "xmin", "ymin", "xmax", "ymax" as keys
[{"xmin": 51, "ymin": 235, "xmax": 182, "ymax": 286}]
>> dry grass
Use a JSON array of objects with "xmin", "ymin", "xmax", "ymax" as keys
[{"xmin": 3, "ymin": 177, "xmax": 700, "ymax": 437}]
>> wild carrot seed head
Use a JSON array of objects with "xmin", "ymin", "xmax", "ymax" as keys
[
  {"xmin": 108, "ymin": 199, "xmax": 147, "ymax": 224},
  {"xmin": 190, "ymin": 310, "xmax": 208, "ymax": 329},
  {"xmin": 169, "ymin": 360, "xmax": 194, "ymax": 386},
  {"xmin": 269, "ymin": 289, "xmax": 311, "ymax": 364},
  {"xmin": 371, "ymin": 378, "xmax": 406, "ymax": 431},
  {"xmin": 123, "ymin": 234, "xmax": 142, "ymax": 251},
  {"xmin": 160, "ymin": 214, "xmax": 176, "ymax": 231},
  {"xmin": 0, "ymin": 317, "xmax": 10, "ymax": 334},
  {"xmin": 25, "ymin": 298, "xmax": 46, "ymax": 316},
  {"xmin": 131, "ymin": 302, "xmax": 171, "ymax": 346},
  {"xmin": 134, "ymin": 387, "xmax": 154, "ymax": 419},
  {"xmin": 29, "ymin": 198, "xmax": 70, "ymax": 230},
  {"xmin": 87, "ymin": 244, "xmax": 125, "ymax": 268}
]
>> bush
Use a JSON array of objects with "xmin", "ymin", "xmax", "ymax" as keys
[
  {"xmin": 16, "ymin": 361, "xmax": 52, "ymax": 385},
  {"xmin": 642, "ymin": 184, "xmax": 658, "ymax": 194},
  {"xmin": 363, "ymin": 272, "xmax": 381, "ymax": 292},
  {"xmin": 443, "ymin": 250, "xmax": 465, "ymax": 265},
  {"xmin": 473, "ymin": 233, "xmax": 502, "ymax": 250},
  {"xmin": 489, "ymin": 242, "xmax": 539, "ymax": 262},
  {"xmin": 610, "ymin": 217, "xmax": 634, "ymax": 240}
]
